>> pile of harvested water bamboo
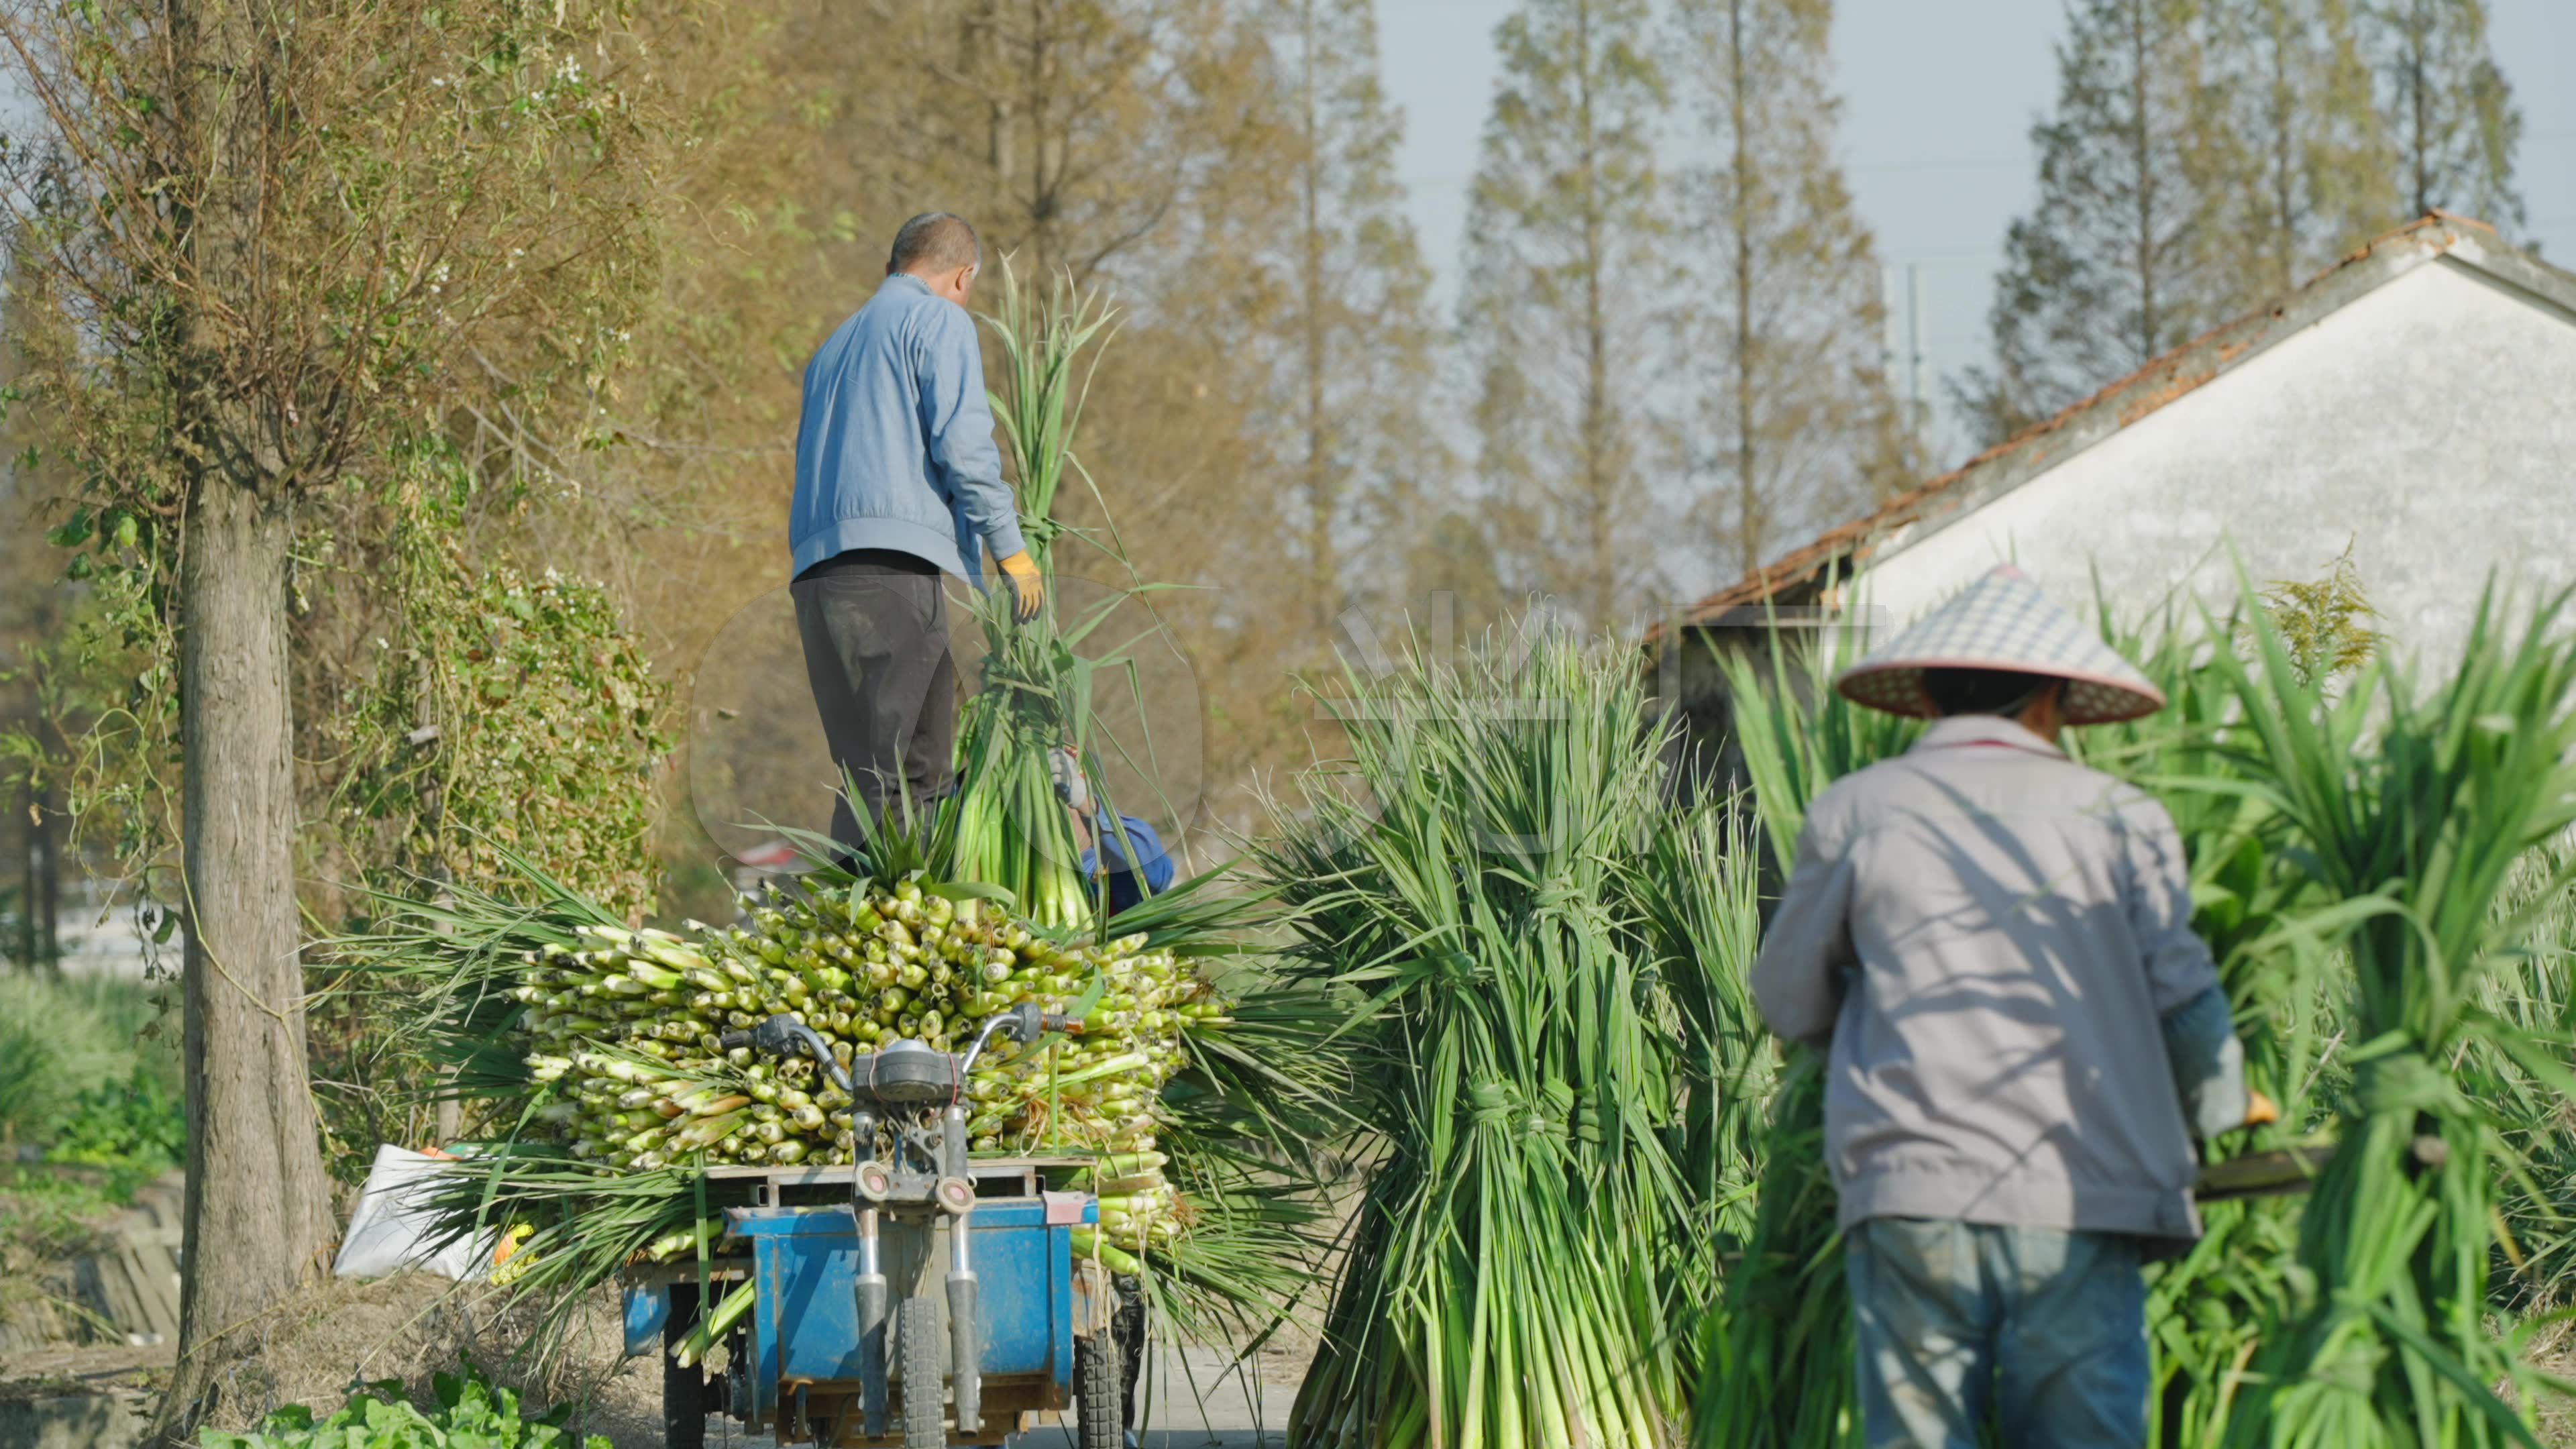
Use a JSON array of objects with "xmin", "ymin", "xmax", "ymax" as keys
[{"xmin": 346, "ymin": 260, "xmax": 1338, "ymax": 1358}]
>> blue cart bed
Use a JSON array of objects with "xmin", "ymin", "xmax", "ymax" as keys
[{"xmin": 625, "ymin": 1158, "xmax": 1116, "ymax": 1448}]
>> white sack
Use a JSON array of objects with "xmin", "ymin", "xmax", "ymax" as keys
[{"xmin": 333, "ymin": 1144, "xmax": 491, "ymax": 1281}]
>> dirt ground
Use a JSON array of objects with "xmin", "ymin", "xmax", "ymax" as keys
[
  {"xmin": 2530, "ymin": 1338, "xmax": 2576, "ymax": 1448},
  {"xmin": 1, "ymin": 1274, "xmax": 1320, "ymax": 1448},
  {"xmin": 20, "ymin": 1281, "xmax": 2576, "ymax": 1447},
  {"xmin": 207, "ymin": 1274, "xmax": 663, "ymax": 1446},
  {"xmin": 0, "ymin": 1273, "xmax": 661, "ymax": 1448}
]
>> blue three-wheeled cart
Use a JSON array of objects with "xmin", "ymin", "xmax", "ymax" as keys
[{"xmin": 625, "ymin": 1007, "xmax": 1127, "ymax": 1448}]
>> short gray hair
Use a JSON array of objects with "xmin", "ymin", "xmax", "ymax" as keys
[{"xmin": 888, "ymin": 213, "xmax": 981, "ymax": 277}]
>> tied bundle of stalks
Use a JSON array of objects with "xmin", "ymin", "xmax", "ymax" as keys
[
  {"xmin": 1263, "ymin": 627, "xmax": 1764, "ymax": 1449},
  {"xmin": 1694, "ymin": 618, "xmax": 1917, "ymax": 1449},
  {"xmin": 2213, "ymin": 588, "xmax": 2576, "ymax": 1446},
  {"xmin": 945, "ymin": 261, "xmax": 1158, "ymax": 930}
]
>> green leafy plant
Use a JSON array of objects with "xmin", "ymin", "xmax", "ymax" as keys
[
  {"xmin": 332, "ymin": 488, "xmax": 676, "ymax": 924},
  {"xmin": 0, "ymin": 973, "xmax": 173, "ymax": 1148},
  {"xmin": 46, "ymin": 1068, "xmax": 185, "ymax": 1183},
  {"xmin": 198, "ymin": 1364, "xmax": 608, "ymax": 1449}
]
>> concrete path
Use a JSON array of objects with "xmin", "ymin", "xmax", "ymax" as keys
[{"xmin": 698, "ymin": 1341, "xmax": 1303, "ymax": 1449}]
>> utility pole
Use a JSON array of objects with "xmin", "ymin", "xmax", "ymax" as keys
[
  {"xmin": 1880, "ymin": 265, "xmax": 1899, "ymax": 375},
  {"xmin": 1907, "ymin": 262, "xmax": 1926, "ymax": 452}
]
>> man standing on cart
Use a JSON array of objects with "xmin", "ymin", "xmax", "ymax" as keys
[{"xmin": 790, "ymin": 212, "xmax": 1044, "ymax": 851}]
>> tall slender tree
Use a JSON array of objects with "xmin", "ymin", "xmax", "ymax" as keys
[
  {"xmin": 1273, "ymin": 0, "xmax": 1441, "ymax": 641},
  {"xmin": 2208, "ymin": 0, "xmax": 2396, "ymax": 303},
  {"xmin": 2367, "ymin": 0, "xmax": 2522, "ymax": 228},
  {"xmin": 843, "ymin": 0, "xmax": 1255, "ymax": 287},
  {"xmin": 1459, "ymin": 0, "xmax": 1669, "ymax": 630},
  {"xmin": 1956, "ymin": 0, "xmax": 2234, "ymax": 444},
  {"xmin": 0, "ymin": 450, "xmax": 66, "ymax": 975},
  {"xmin": 0, "ymin": 2, "xmax": 674, "ymax": 1430},
  {"xmin": 1669, "ymin": 0, "xmax": 1914, "ymax": 582}
]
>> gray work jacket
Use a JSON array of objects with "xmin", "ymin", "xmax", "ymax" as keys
[{"xmin": 1750, "ymin": 716, "xmax": 2223, "ymax": 1243}]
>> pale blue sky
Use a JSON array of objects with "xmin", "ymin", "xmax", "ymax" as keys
[{"xmin": 1377, "ymin": 0, "xmax": 2576, "ymax": 463}]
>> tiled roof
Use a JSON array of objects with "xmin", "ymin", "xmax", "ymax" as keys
[{"xmin": 1667, "ymin": 213, "xmax": 2571, "ymax": 631}]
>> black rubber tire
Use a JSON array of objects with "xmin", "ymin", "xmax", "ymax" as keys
[
  {"xmin": 898, "ymin": 1295, "xmax": 945, "ymax": 1449},
  {"xmin": 662, "ymin": 1285, "xmax": 706, "ymax": 1449},
  {"xmin": 1111, "ymin": 1275, "xmax": 1147, "ymax": 1434},
  {"xmin": 1076, "ymin": 1332, "xmax": 1124, "ymax": 1449}
]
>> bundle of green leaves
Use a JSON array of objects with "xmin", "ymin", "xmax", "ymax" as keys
[
  {"xmin": 1693, "ymin": 616, "xmax": 1917, "ymax": 1449},
  {"xmin": 1264, "ymin": 627, "xmax": 1767, "ymax": 1449},
  {"xmin": 198, "ymin": 1366, "xmax": 605, "ymax": 1449},
  {"xmin": 2215, "ymin": 589, "xmax": 2576, "ymax": 1446}
]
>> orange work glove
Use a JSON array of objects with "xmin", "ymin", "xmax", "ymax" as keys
[
  {"xmin": 997, "ymin": 550, "xmax": 1044, "ymax": 621},
  {"xmin": 2243, "ymin": 1089, "xmax": 2280, "ymax": 1128}
]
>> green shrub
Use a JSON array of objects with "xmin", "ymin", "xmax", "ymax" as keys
[
  {"xmin": 199, "ymin": 1365, "xmax": 607, "ymax": 1449},
  {"xmin": 47, "ymin": 1067, "xmax": 184, "ymax": 1187},
  {"xmin": 0, "ymin": 974, "xmax": 171, "ymax": 1144}
]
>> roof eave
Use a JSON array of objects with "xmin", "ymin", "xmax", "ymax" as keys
[{"xmin": 1670, "ymin": 214, "xmax": 2567, "ymax": 629}]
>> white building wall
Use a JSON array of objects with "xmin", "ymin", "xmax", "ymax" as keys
[{"xmin": 1850, "ymin": 255, "xmax": 2576, "ymax": 672}]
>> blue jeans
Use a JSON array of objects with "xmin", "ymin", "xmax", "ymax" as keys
[{"xmin": 1845, "ymin": 1218, "xmax": 2148, "ymax": 1449}]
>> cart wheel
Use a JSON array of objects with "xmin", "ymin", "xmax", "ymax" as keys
[
  {"xmin": 1076, "ymin": 1332, "xmax": 1124, "ymax": 1449},
  {"xmin": 663, "ymin": 1285, "xmax": 706, "ymax": 1449},
  {"xmin": 898, "ymin": 1295, "xmax": 945, "ymax": 1449}
]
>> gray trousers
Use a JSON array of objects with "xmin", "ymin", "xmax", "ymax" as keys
[{"xmin": 792, "ymin": 552, "xmax": 955, "ymax": 849}]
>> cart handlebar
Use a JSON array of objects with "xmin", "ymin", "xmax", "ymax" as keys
[
  {"xmin": 959, "ymin": 1001, "xmax": 1083, "ymax": 1077},
  {"xmin": 722, "ymin": 1015, "xmax": 855, "ymax": 1095},
  {"xmin": 724, "ymin": 1002, "xmax": 1079, "ymax": 1096}
]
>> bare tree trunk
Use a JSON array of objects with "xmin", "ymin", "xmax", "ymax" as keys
[
  {"xmin": 1299, "ymin": 0, "xmax": 1335, "ymax": 643},
  {"xmin": 2406, "ymin": 5, "xmax": 2431, "ymax": 217},
  {"xmin": 35, "ymin": 780, "xmax": 57, "ymax": 972},
  {"xmin": 1728, "ymin": 0, "xmax": 1756, "ymax": 577},
  {"xmin": 2129, "ymin": 0, "xmax": 2159, "ymax": 364},
  {"xmin": 17, "ymin": 777, "xmax": 35, "ymax": 971},
  {"xmin": 160, "ymin": 474, "xmax": 336, "ymax": 1438},
  {"xmin": 1574, "ymin": 0, "xmax": 1617, "ymax": 630},
  {"xmin": 2268, "ymin": 8, "xmax": 2298, "ymax": 294}
]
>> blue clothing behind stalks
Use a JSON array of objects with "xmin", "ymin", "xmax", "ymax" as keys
[
  {"xmin": 1079, "ymin": 814, "xmax": 1174, "ymax": 916},
  {"xmin": 789, "ymin": 273, "xmax": 1026, "ymax": 585}
]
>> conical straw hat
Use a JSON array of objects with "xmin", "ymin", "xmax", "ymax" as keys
[{"xmin": 1835, "ymin": 566, "xmax": 2166, "ymax": 725}]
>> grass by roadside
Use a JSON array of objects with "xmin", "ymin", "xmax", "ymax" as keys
[{"xmin": 0, "ymin": 971, "xmax": 184, "ymax": 1350}]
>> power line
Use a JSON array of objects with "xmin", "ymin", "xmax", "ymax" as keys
[{"xmin": 1848, "ymin": 156, "xmax": 2029, "ymax": 173}]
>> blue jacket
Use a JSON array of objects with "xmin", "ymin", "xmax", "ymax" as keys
[
  {"xmin": 1081, "ymin": 814, "xmax": 1175, "ymax": 916},
  {"xmin": 790, "ymin": 274, "xmax": 1027, "ymax": 584}
]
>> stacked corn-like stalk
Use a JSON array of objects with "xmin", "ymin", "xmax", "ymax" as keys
[{"xmin": 507, "ymin": 875, "xmax": 1226, "ymax": 1254}]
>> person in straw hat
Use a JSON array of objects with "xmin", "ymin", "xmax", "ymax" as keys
[{"xmin": 1750, "ymin": 565, "xmax": 2274, "ymax": 1449}]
